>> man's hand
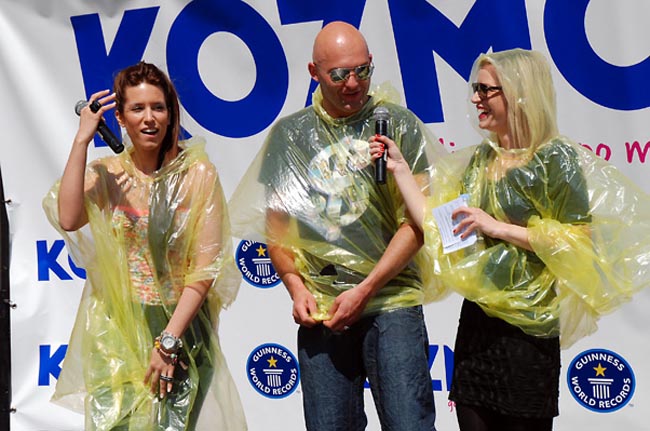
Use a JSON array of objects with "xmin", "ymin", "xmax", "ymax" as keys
[
  {"xmin": 323, "ymin": 285, "xmax": 371, "ymax": 332},
  {"xmin": 291, "ymin": 284, "xmax": 320, "ymax": 327}
]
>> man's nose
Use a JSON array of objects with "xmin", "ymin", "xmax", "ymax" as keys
[{"xmin": 345, "ymin": 73, "xmax": 360, "ymax": 87}]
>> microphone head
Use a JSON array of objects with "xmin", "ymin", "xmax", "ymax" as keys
[
  {"xmin": 74, "ymin": 100, "xmax": 88, "ymax": 116},
  {"xmin": 373, "ymin": 106, "xmax": 390, "ymax": 121}
]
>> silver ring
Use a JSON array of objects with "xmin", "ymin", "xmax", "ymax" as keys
[
  {"xmin": 160, "ymin": 375, "xmax": 173, "ymax": 382},
  {"xmin": 343, "ymin": 325, "xmax": 350, "ymax": 331}
]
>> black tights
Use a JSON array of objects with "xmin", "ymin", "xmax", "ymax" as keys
[{"xmin": 456, "ymin": 404, "xmax": 554, "ymax": 431}]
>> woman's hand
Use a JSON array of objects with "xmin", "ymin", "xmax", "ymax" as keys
[
  {"xmin": 58, "ymin": 89, "xmax": 118, "ymax": 231},
  {"xmin": 74, "ymin": 89, "xmax": 116, "ymax": 147},
  {"xmin": 144, "ymin": 348, "xmax": 177, "ymax": 398},
  {"xmin": 452, "ymin": 206, "xmax": 503, "ymax": 239},
  {"xmin": 369, "ymin": 134, "xmax": 427, "ymax": 229},
  {"xmin": 369, "ymin": 135, "xmax": 410, "ymax": 174},
  {"xmin": 452, "ymin": 206, "xmax": 532, "ymax": 250}
]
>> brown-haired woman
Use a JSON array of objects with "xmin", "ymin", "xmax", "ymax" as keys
[{"xmin": 44, "ymin": 61, "xmax": 247, "ymax": 430}]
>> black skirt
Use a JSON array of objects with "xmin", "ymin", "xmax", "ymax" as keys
[{"xmin": 449, "ymin": 300, "xmax": 560, "ymax": 418}]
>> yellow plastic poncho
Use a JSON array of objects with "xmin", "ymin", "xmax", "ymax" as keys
[
  {"xmin": 419, "ymin": 49, "xmax": 650, "ymax": 349},
  {"xmin": 229, "ymin": 83, "xmax": 447, "ymax": 319},
  {"xmin": 43, "ymin": 137, "xmax": 247, "ymax": 430}
]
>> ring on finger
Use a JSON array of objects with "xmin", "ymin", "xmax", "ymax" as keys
[
  {"xmin": 89, "ymin": 100, "xmax": 102, "ymax": 113},
  {"xmin": 160, "ymin": 375, "xmax": 173, "ymax": 382}
]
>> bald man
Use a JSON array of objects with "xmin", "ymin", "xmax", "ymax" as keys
[{"xmin": 237, "ymin": 21, "xmax": 438, "ymax": 430}]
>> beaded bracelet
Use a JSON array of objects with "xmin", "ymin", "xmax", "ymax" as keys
[{"xmin": 154, "ymin": 336, "xmax": 180, "ymax": 365}]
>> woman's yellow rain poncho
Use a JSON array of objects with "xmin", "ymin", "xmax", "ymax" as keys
[
  {"xmin": 42, "ymin": 137, "xmax": 247, "ymax": 430},
  {"xmin": 423, "ymin": 49, "xmax": 650, "ymax": 349}
]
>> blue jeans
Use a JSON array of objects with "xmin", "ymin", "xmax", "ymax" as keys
[{"xmin": 298, "ymin": 305, "xmax": 436, "ymax": 431}]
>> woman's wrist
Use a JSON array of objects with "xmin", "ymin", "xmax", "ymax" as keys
[
  {"xmin": 153, "ymin": 330, "xmax": 183, "ymax": 366},
  {"xmin": 392, "ymin": 159, "xmax": 411, "ymax": 176}
]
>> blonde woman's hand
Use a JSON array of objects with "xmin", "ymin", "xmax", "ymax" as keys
[
  {"xmin": 369, "ymin": 135, "xmax": 409, "ymax": 174},
  {"xmin": 452, "ymin": 206, "xmax": 502, "ymax": 239}
]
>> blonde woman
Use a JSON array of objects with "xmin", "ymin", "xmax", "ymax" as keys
[{"xmin": 371, "ymin": 48, "xmax": 650, "ymax": 430}]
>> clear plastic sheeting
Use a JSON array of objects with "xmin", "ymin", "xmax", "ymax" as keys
[
  {"xmin": 418, "ymin": 48, "xmax": 650, "ymax": 349},
  {"xmin": 42, "ymin": 137, "xmax": 246, "ymax": 430},
  {"xmin": 229, "ymin": 83, "xmax": 448, "ymax": 320},
  {"xmin": 422, "ymin": 135, "xmax": 650, "ymax": 349}
]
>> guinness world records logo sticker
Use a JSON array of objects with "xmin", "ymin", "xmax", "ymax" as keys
[
  {"xmin": 247, "ymin": 343, "xmax": 300, "ymax": 399},
  {"xmin": 236, "ymin": 240, "xmax": 281, "ymax": 288},
  {"xmin": 567, "ymin": 348, "xmax": 635, "ymax": 412}
]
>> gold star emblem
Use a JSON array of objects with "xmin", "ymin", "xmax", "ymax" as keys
[
  {"xmin": 593, "ymin": 363, "xmax": 607, "ymax": 377},
  {"xmin": 267, "ymin": 356, "xmax": 278, "ymax": 368},
  {"xmin": 256, "ymin": 245, "xmax": 266, "ymax": 257}
]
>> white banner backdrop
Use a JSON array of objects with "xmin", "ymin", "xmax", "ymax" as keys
[{"xmin": 2, "ymin": 0, "xmax": 649, "ymax": 429}]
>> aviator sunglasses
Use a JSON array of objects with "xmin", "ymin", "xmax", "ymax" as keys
[
  {"xmin": 326, "ymin": 63, "xmax": 374, "ymax": 83},
  {"xmin": 472, "ymin": 82, "xmax": 503, "ymax": 98}
]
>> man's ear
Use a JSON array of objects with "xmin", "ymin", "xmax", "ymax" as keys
[{"xmin": 308, "ymin": 62, "xmax": 319, "ymax": 82}]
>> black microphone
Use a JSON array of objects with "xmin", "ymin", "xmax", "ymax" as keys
[
  {"xmin": 373, "ymin": 106, "xmax": 390, "ymax": 184},
  {"xmin": 74, "ymin": 100, "xmax": 124, "ymax": 154}
]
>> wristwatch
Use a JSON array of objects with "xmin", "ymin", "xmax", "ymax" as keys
[{"xmin": 158, "ymin": 331, "xmax": 183, "ymax": 354}]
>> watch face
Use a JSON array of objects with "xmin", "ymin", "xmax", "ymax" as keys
[{"xmin": 161, "ymin": 335, "xmax": 177, "ymax": 351}]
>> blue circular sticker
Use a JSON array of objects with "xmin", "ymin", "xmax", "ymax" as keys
[
  {"xmin": 235, "ymin": 240, "xmax": 281, "ymax": 288},
  {"xmin": 567, "ymin": 348, "xmax": 635, "ymax": 412},
  {"xmin": 246, "ymin": 343, "xmax": 300, "ymax": 399}
]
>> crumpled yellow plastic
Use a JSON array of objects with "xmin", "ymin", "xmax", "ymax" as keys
[
  {"xmin": 43, "ymin": 137, "xmax": 246, "ymax": 430},
  {"xmin": 421, "ymin": 136, "xmax": 650, "ymax": 348},
  {"xmin": 229, "ymin": 82, "xmax": 449, "ymax": 319}
]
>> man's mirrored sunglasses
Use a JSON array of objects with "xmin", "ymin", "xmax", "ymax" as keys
[{"xmin": 328, "ymin": 63, "xmax": 374, "ymax": 83}]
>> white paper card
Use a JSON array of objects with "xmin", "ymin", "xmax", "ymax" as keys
[{"xmin": 432, "ymin": 194, "xmax": 477, "ymax": 254}]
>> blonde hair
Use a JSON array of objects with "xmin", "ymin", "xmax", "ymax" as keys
[{"xmin": 472, "ymin": 49, "xmax": 558, "ymax": 150}]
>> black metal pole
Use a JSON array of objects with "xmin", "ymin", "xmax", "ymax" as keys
[{"xmin": 0, "ymin": 165, "xmax": 12, "ymax": 430}]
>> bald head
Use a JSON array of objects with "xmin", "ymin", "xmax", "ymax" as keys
[
  {"xmin": 309, "ymin": 21, "xmax": 373, "ymax": 118},
  {"xmin": 312, "ymin": 21, "xmax": 369, "ymax": 64}
]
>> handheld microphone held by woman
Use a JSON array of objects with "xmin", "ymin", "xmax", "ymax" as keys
[
  {"xmin": 74, "ymin": 99, "xmax": 124, "ymax": 153},
  {"xmin": 373, "ymin": 106, "xmax": 390, "ymax": 184}
]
